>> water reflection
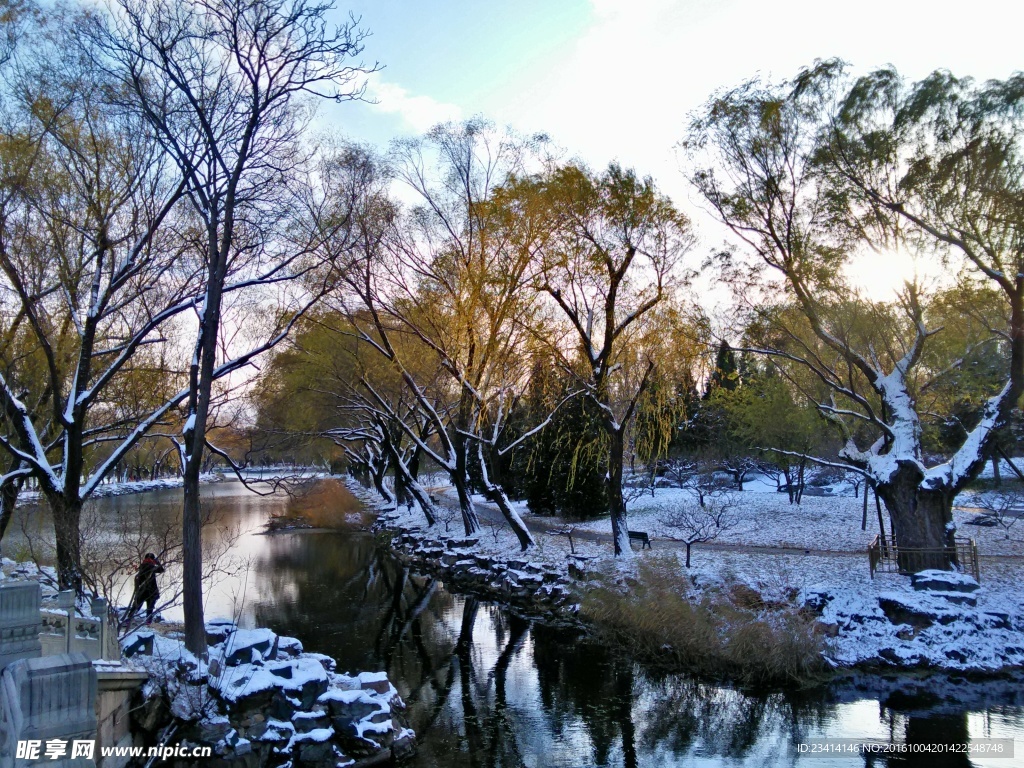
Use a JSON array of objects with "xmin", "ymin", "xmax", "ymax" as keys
[
  {"xmin": 11, "ymin": 483, "xmax": 1022, "ymax": 767},
  {"xmin": 246, "ymin": 526, "xmax": 1024, "ymax": 768}
]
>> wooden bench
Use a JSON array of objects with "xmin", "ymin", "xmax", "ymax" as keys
[{"xmin": 628, "ymin": 530, "xmax": 652, "ymax": 550}]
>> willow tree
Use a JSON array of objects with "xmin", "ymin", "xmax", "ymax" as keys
[
  {"xmin": 0, "ymin": 7, "xmax": 197, "ymax": 589},
  {"xmin": 336, "ymin": 122, "xmax": 553, "ymax": 549},
  {"xmin": 687, "ymin": 62, "xmax": 1024, "ymax": 568},
  {"xmin": 531, "ymin": 163, "xmax": 695, "ymax": 557}
]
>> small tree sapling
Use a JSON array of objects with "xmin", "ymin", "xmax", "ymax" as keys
[{"xmin": 660, "ymin": 495, "xmax": 737, "ymax": 567}]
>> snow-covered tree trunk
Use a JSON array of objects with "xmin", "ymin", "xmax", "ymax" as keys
[
  {"xmin": 453, "ymin": 395, "xmax": 482, "ymax": 537},
  {"xmin": 477, "ymin": 443, "xmax": 534, "ymax": 551},
  {"xmin": 877, "ymin": 463, "xmax": 956, "ymax": 571},
  {"xmin": 378, "ymin": 429, "xmax": 438, "ymax": 526}
]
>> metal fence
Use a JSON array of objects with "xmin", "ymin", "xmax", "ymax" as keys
[{"xmin": 868, "ymin": 535, "xmax": 980, "ymax": 581}]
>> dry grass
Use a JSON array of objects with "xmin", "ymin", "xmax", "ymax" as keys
[
  {"xmin": 277, "ymin": 479, "xmax": 375, "ymax": 529},
  {"xmin": 580, "ymin": 558, "xmax": 828, "ymax": 687}
]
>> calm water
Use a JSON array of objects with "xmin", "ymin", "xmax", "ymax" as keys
[{"xmin": 9, "ymin": 481, "xmax": 1024, "ymax": 767}]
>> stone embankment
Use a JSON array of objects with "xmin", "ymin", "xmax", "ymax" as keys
[
  {"xmin": 379, "ymin": 511, "xmax": 583, "ymax": 624},
  {"xmin": 124, "ymin": 621, "xmax": 413, "ymax": 767}
]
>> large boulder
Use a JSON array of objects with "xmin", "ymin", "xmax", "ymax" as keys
[
  {"xmin": 911, "ymin": 570, "xmax": 980, "ymax": 594},
  {"xmin": 221, "ymin": 628, "xmax": 278, "ymax": 666}
]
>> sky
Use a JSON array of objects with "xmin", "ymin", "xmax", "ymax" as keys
[{"xmin": 317, "ymin": 0, "xmax": 1024, "ymax": 300}]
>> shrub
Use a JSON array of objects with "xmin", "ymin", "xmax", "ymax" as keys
[
  {"xmin": 285, "ymin": 479, "xmax": 373, "ymax": 528},
  {"xmin": 579, "ymin": 558, "xmax": 827, "ymax": 686}
]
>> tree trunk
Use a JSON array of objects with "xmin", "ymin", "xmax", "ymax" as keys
[
  {"xmin": 734, "ymin": 469, "xmax": 745, "ymax": 492},
  {"xmin": 452, "ymin": 470, "xmax": 481, "ymax": 536},
  {"xmin": 992, "ymin": 454, "xmax": 1001, "ymax": 488},
  {"xmin": 181, "ymin": 456, "xmax": 206, "ymax": 652},
  {"xmin": 479, "ymin": 444, "xmax": 534, "ymax": 551},
  {"xmin": 861, "ymin": 481, "xmax": 869, "ymax": 531},
  {"xmin": 48, "ymin": 494, "xmax": 83, "ymax": 592},
  {"xmin": 393, "ymin": 467, "xmax": 407, "ymax": 505},
  {"xmin": 482, "ymin": 483, "xmax": 534, "ymax": 550},
  {"xmin": 875, "ymin": 486, "xmax": 887, "ymax": 554},
  {"xmin": 452, "ymin": 427, "xmax": 481, "ymax": 536},
  {"xmin": 607, "ymin": 429, "xmax": 632, "ymax": 558},
  {"xmin": 685, "ymin": 542, "xmax": 692, "ymax": 568},
  {"xmin": 0, "ymin": 459, "xmax": 23, "ymax": 548},
  {"xmin": 367, "ymin": 447, "xmax": 392, "ymax": 504},
  {"xmin": 408, "ymin": 445, "xmax": 422, "ymax": 481},
  {"xmin": 876, "ymin": 462, "xmax": 957, "ymax": 572},
  {"xmin": 795, "ymin": 458, "xmax": 807, "ymax": 504},
  {"xmin": 382, "ymin": 438, "xmax": 437, "ymax": 526},
  {"xmin": 180, "ymin": 218, "xmax": 232, "ymax": 659}
]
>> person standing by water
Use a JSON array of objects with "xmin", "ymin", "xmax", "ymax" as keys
[{"xmin": 127, "ymin": 552, "xmax": 164, "ymax": 624}]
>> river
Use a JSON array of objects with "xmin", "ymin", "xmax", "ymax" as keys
[{"xmin": 6, "ymin": 480, "xmax": 1024, "ymax": 767}]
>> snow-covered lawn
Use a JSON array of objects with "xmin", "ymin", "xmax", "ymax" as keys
[{"xmin": 564, "ymin": 483, "xmax": 1024, "ymax": 558}]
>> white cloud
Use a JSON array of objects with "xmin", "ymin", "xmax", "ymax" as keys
[
  {"xmin": 481, "ymin": 0, "xmax": 1024, "ymax": 296},
  {"xmin": 365, "ymin": 73, "xmax": 462, "ymax": 134}
]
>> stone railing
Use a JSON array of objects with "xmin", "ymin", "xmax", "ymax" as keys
[
  {"xmin": 0, "ymin": 582, "xmax": 99, "ymax": 766},
  {"xmin": 38, "ymin": 594, "xmax": 120, "ymax": 663}
]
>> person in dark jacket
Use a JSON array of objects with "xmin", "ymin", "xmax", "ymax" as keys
[{"xmin": 128, "ymin": 553, "xmax": 164, "ymax": 624}]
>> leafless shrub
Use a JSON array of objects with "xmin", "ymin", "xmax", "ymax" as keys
[
  {"xmin": 660, "ymin": 458, "xmax": 731, "ymax": 507},
  {"xmin": 22, "ymin": 497, "xmax": 247, "ymax": 634},
  {"xmin": 660, "ymin": 494, "xmax": 737, "ymax": 567},
  {"xmin": 973, "ymin": 490, "xmax": 1024, "ymax": 541},
  {"xmin": 433, "ymin": 502, "xmax": 459, "ymax": 534}
]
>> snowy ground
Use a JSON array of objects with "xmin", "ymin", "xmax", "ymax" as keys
[
  {"xmin": 573, "ymin": 484, "xmax": 1024, "ymax": 558},
  {"xmin": 364, "ymin": 475, "xmax": 1024, "ymax": 673}
]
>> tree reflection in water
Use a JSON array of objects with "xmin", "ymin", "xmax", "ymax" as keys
[{"xmin": 245, "ymin": 530, "xmax": 1022, "ymax": 768}]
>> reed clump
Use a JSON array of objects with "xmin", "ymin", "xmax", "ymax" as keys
[
  {"xmin": 580, "ymin": 558, "xmax": 828, "ymax": 686},
  {"xmin": 280, "ymin": 479, "xmax": 374, "ymax": 529}
]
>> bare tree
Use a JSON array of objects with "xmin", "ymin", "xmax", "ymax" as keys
[
  {"xmin": 972, "ymin": 490, "xmax": 1024, "ymax": 542},
  {"xmin": 100, "ymin": 0, "xmax": 375, "ymax": 655},
  {"xmin": 660, "ymin": 458, "xmax": 730, "ymax": 508},
  {"xmin": 660, "ymin": 495, "xmax": 736, "ymax": 567}
]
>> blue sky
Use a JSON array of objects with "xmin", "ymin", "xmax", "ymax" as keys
[{"xmin": 318, "ymin": 0, "xmax": 1024, "ymax": 298}]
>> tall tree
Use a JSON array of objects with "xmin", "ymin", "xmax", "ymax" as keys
[
  {"xmin": 687, "ymin": 62, "xmax": 1024, "ymax": 568},
  {"xmin": 102, "ymin": 0, "xmax": 373, "ymax": 654},
  {"xmin": 533, "ymin": 163, "xmax": 694, "ymax": 556},
  {"xmin": 337, "ymin": 122, "xmax": 551, "ymax": 549},
  {"xmin": 0, "ymin": 7, "xmax": 197, "ymax": 588}
]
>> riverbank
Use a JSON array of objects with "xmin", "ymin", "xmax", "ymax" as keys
[
  {"xmin": 263, "ymin": 479, "xmax": 376, "ymax": 534},
  {"xmin": 121, "ymin": 622, "xmax": 414, "ymax": 767},
  {"xmin": 353, "ymin": 479, "xmax": 1024, "ymax": 680},
  {"xmin": 13, "ymin": 472, "xmax": 227, "ymax": 509}
]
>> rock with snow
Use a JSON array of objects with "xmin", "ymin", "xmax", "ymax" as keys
[
  {"xmin": 220, "ymin": 627, "xmax": 278, "ymax": 666},
  {"xmin": 277, "ymin": 635, "xmax": 304, "ymax": 657},
  {"xmin": 125, "ymin": 631, "xmax": 412, "ymax": 765},
  {"xmin": 204, "ymin": 618, "xmax": 237, "ymax": 646},
  {"xmin": 878, "ymin": 592, "xmax": 959, "ymax": 629},
  {"xmin": 357, "ymin": 670, "xmax": 391, "ymax": 695},
  {"xmin": 911, "ymin": 569, "xmax": 980, "ymax": 594}
]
